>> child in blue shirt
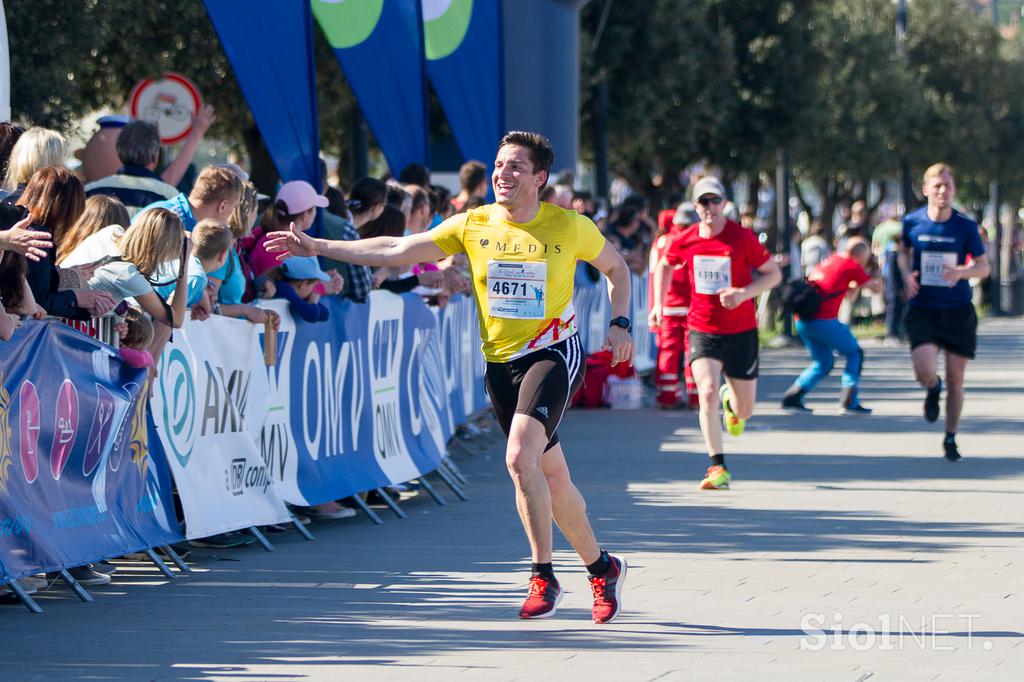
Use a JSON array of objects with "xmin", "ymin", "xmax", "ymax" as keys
[{"xmin": 264, "ymin": 257, "xmax": 331, "ymax": 323}]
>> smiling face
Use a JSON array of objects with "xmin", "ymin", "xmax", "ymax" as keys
[
  {"xmin": 695, "ymin": 193, "xmax": 725, "ymax": 228},
  {"xmin": 492, "ymin": 144, "xmax": 546, "ymax": 211}
]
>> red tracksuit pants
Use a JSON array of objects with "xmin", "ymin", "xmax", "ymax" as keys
[{"xmin": 656, "ymin": 315, "xmax": 698, "ymax": 407}]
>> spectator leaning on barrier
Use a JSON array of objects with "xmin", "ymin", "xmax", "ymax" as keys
[
  {"xmin": 1, "ymin": 127, "xmax": 67, "ymax": 203},
  {"xmin": 88, "ymin": 208, "xmax": 189, "ymax": 323},
  {"xmin": 155, "ymin": 218, "xmax": 232, "ymax": 308},
  {"xmin": 264, "ymin": 256, "xmax": 331, "ymax": 323},
  {"xmin": 210, "ymin": 181, "xmax": 275, "ymax": 325},
  {"xmin": 57, "ymin": 194, "xmax": 131, "ymax": 267},
  {"xmin": 84, "ymin": 121, "xmax": 180, "ymax": 216},
  {"xmin": 16, "ymin": 167, "xmax": 116, "ymax": 320}
]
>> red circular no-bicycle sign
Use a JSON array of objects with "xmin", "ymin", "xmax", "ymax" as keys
[{"xmin": 128, "ymin": 72, "xmax": 203, "ymax": 145}]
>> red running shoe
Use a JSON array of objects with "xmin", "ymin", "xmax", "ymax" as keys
[
  {"xmin": 519, "ymin": 575, "xmax": 563, "ymax": 619},
  {"xmin": 588, "ymin": 554, "xmax": 627, "ymax": 624}
]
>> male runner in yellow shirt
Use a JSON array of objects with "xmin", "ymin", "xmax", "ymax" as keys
[{"xmin": 267, "ymin": 131, "xmax": 635, "ymax": 624}]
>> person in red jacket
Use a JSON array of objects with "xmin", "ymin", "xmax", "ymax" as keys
[
  {"xmin": 781, "ymin": 238, "xmax": 882, "ymax": 414},
  {"xmin": 649, "ymin": 202, "xmax": 699, "ymax": 409},
  {"xmin": 653, "ymin": 177, "xmax": 781, "ymax": 490}
]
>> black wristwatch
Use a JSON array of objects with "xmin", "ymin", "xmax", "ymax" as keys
[{"xmin": 609, "ymin": 316, "xmax": 632, "ymax": 333}]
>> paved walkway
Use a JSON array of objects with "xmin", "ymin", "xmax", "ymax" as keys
[{"xmin": 3, "ymin": 318, "xmax": 1024, "ymax": 681}]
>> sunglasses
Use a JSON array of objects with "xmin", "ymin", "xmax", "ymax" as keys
[{"xmin": 697, "ymin": 196, "xmax": 724, "ymax": 207}]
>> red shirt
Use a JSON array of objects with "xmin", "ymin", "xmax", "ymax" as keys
[
  {"xmin": 806, "ymin": 254, "xmax": 870, "ymax": 320},
  {"xmin": 654, "ymin": 226, "xmax": 691, "ymax": 312},
  {"xmin": 664, "ymin": 220, "xmax": 771, "ymax": 334}
]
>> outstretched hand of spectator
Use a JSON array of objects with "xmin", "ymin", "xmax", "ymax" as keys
[
  {"xmin": 0, "ymin": 214, "xmax": 53, "ymax": 261},
  {"xmin": 191, "ymin": 104, "xmax": 215, "ymax": 139},
  {"xmin": 0, "ymin": 310, "xmax": 20, "ymax": 341},
  {"xmin": 73, "ymin": 288, "xmax": 116, "ymax": 317},
  {"xmin": 265, "ymin": 222, "xmax": 318, "ymax": 259},
  {"xmin": 416, "ymin": 269, "xmax": 444, "ymax": 289}
]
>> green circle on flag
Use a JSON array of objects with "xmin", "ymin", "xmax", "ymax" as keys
[
  {"xmin": 423, "ymin": 0, "xmax": 473, "ymax": 61},
  {"xmin": 313, "ymin": 0, "xmax": 385, "ymax": 49}
]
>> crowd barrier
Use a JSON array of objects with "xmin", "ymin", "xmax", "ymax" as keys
[
  {"xmin": 0, "ymin": 273, "xmax": 651, "ymax": 589},
  {"xmin": 573, "ymin": 272, "xmax": 657, "ymax": 372}
]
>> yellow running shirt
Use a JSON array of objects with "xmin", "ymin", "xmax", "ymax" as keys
[{"xmin": 431, "ymin": 202, "xmax": 606, "ymax": 363}]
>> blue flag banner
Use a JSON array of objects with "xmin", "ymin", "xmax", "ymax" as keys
[
  {"xmin": 313, "ymin": 0, "xmax": 429, "ymax": 175},
  {"xmin": 424, "ymin": 0, "xmax": 504, "ymax": 172},
  {"xmin": 204, "ymin": 0, "xmax": 322, "ymax": 188},
  {"xmin": 0, "ymin": 322, "xmax": 182, "ymax": 581}
]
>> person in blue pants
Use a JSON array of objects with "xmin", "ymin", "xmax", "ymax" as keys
[{"xmin": 782, "ymin": 238, "xmax": 881, "ymax": 414}]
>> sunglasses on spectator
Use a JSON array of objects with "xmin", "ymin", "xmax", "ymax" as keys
[{"xmin": 697, "ymin": 195, "xmax": 724, "ymax": 207}]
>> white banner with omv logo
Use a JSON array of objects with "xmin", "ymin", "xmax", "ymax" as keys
[{"xmin": 150, "ymin": 316, "xmax": 290, "ymax": 539}]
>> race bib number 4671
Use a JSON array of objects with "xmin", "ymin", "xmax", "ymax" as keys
[
  {"xmin": 487, "ymin": 260, "xmax": 547, "ymax": 319},
  {"xmin": 693, "ymin": 255, "xmax": 731, "ymax": 295}
]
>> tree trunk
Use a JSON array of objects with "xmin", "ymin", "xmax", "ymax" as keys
[{"xmin": 242, "ymin": 125, "xmax": 279, "ymax": 198}]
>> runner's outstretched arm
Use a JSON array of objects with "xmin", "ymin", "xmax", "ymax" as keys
[
  {"xmin": 264, "ymin": 222, "xmax": 447, "ymax": 269},
  {"xmin": 587, "ymin": 242, "xmax": 635, "ymax": 366}
]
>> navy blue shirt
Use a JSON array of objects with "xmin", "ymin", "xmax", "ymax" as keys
[{"xmin": 902, "ymin": 207, "xmax": 985, "ymax": 309}]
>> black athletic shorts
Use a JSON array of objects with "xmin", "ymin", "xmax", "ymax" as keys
[
  {"xmin": 905, "ymin": 303, "xmax": 977, "ymax": 359},
  {"xmin": 688, "ymin": 328, "xmax": 760, "ymax": 380},
  {"xmin": 484, "ymin": 334, "xmax": 584, "ymax": 452}
]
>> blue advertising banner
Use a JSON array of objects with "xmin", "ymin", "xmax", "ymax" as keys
[
  {"xmin": 313, "ymin": 0, "xmax": 429, "ymax": 175},
  {"xmin": 434, "ymin": 293, "xmax": 488, "ymax": 427},
  {"xmin": 424, "ymin": 0, "xmax": 504, "ymax": 173},
  {"xmin": 258, "ymin": 292, "xmax": 455, "ymax": 507},
  {"xmin": 0, "ymin": 322, "xmax": 182, "ymax": 581},
  {"xmin": 204, "ymin": 0, "xmax": 322, "ymax": 188}
]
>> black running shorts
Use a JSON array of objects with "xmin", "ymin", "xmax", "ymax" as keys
[
  {"xmin": 484, "ymin": 334, "xmax": 584, "ymax": 452},
  {"xmin": 905, "ymin": 303, "xmax": 977, "ymax": 359},
  {"xmin": 688, "ymin": 328, "xmax": 760, "ymax": 380}
]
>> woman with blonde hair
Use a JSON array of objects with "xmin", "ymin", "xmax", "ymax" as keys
[
  {"xmin": 88, "ymin": 207, "xmax": 189, "ymax": 329},
  {"xmin": 57, "ymin": 194, "xmax": 131, "ymax": 266},
  {"xmin": 2, "ymin": 127, "xmax": 68, "ymax": 200}
]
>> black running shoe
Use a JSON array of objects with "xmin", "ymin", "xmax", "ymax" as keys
[
  {"xmin": 924, "ymin": 379, "xmax": 943, "ymax": 423},
  {"xmin": 943, "ymin": 439, "xmax": 962, "ymax": 462}
]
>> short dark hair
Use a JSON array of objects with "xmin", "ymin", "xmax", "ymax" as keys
[
  {"xmin": 459, "ymin": 160, "xmax": 487, "ymax": 192},
  {"xmin": 497, "ymin": 131, "xmax": 554, "ymax": 187},
  {"xmin": 347, "ymin": 177, "xmax": 388, "ymax": 216},
  {"xmin": 116, "ymin": 121, "xmax": 161, "ymax": 167},
  {"xmin": 410, "ymin": 188, "xmax": 430, "ymax": 214},
  {"xmin": 397, "ymin": 163, "xmax": 430, "ymax": 187}
]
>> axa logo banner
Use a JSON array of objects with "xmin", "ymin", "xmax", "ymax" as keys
[
  {"xmin": 0, "ymin": 322, "xmax": 180, "ymax": 582},
  {"xmin": 151, "ymin": 316, "xmax": 290, "ymax": 540}
]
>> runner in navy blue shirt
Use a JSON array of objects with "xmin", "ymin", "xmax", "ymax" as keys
[{"xmin": 898, "ymin": 164, "xmax": 990, "ymax": 461}]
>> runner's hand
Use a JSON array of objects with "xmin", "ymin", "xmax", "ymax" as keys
[
  {"xmin": 941, "ymin": 265, "xmax": 962, "ymax": 287},
  {"xmin": 265, "ymin": 222, "xmax": 318, "ymax": 259},
  {"xmin": 904, "ymin": 270, "xmax": 920, "ymax": 298},
  {"xmin": 604, "ymin": 326, "xmax": 634, "ymax": 367},
  {"xmin": 718, "ymin": 287, "xmax": 746, "ymax": 309}
]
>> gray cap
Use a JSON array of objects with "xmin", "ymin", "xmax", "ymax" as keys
[
  {"xmin": 691, "ymin": 176, "xmax": 726, "ymax": 201},
  {"xmin": 673, "ymin": 201, "xmax": 699, "ymax": 226}
]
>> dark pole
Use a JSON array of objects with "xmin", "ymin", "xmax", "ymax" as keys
[
  {"xmin": 776, "ymin": 149, "xmax": 793, "ymax": 337},
  {"xmin": 896, "ymin": 0, "xmax": 913, "ymax": 215},
  {"xmin": 594, "ymin": 76, "xmax": 609, "ymax": 204},
  {"xmin": 990, "ymin": 1, "xmax": 1004, "ymax": 314},
  {"xmin": 350, "ymin": 103, "xmax": 369, "ymax": 181}
]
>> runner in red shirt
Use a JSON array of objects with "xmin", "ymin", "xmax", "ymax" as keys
[
  {"xmin": 781, "ymin": 238, "xmax": 882, "ymax": 414},
  {"xmin": 652, "ymin": 177, "xmax": 781, "ymax": 490}
]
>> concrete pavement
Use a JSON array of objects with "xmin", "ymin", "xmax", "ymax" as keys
[{"xmin": 2, "ymin": 317, "xmax": 1024, "ymax": 681}]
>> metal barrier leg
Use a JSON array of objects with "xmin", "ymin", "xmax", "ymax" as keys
[
  {"xmin": 292, "ymin": 516, "xmax": 315, "ymax": 541},
  {"xmin": 441, "ymin": 458, "xmax": 469, "ymax": 486},
  {"xmin": 145, "ymin": 548, "xmax": 176, "ymax": 579},
  {"xmin": 434, "ymin": 467, "xmax": 468, "ymax": 502},
  {"xmin": 160, "ymin": 545, "xmax": 192, "ymax": 575},
  {"xmin": 374, "ymin": 487, "xmax": 407, "ymax": 520},
  {"xmin": 350, "ymin": 495, "xmax": 384, "ymax": 525},
  {"xmin": 248, "ymin": 527, "xmax": 275, "ymax": 552},
  {"xmin": 5, "ymin": 580, "xmax": 43, "ymax": 613},
  {"xmin": 59, "ymin": 569, "xmax": 94, "ymax": 603},
  {"xmin": 417, "ymin": 475, "xmax": 447, "ymax": 506}
]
